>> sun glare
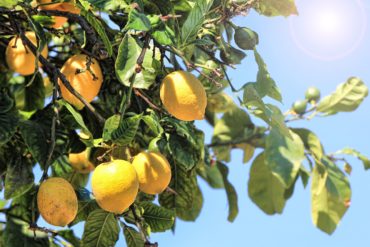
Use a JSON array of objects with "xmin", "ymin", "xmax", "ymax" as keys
[{"xmin": 289, "ymin": 0, "xmax": 367, "ymax": 61}]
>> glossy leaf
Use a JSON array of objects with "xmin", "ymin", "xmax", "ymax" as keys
[
  {"xmin": 181, "ymin": 0, "xmax": 214, "ymax": 45},
  {"xmin": 123, "ymin": 226, "xmax": 145, "ymax": 247},
  {"xmin": 81, "ymin": 209, "xmax": 120, "ymax": 247},
  {"xmin": 140, "ymin": 202, "xmax": 175, "ymax": 232}
]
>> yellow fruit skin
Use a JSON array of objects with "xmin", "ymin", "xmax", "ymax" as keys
[
  {"xmin": 69, "ymin": 150, "xmax": 95, "ymax": 174},
  {"xmin": 37, "ymin": 0, "xmax": 62, "ymax": 10},
  {"xmin": 92, "ymin": 160, "xmax": 139, "ymax": 214},
  {"xmin": 160, "ymin": 71, "xmax": 207, "ymax": 121},
  {"xmin": 38, "ymin": 1, "xmax": 80, "ymax": 28},
  {"xmin": 37, "ymin": 177, "xmax": 78, "ymax": 227},
  {"xmin": 132, "ymin": 151, "xmax": 172, "ymax": 195},
  {"xmin": 59, "ymin": 54, "xmax": 103, "ymax": 109},
  {"xmin": 6, "ymin": 32, "xmax": 48, "ymax": 76}
]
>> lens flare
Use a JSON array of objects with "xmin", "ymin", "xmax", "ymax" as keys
[{"xmin": 289, "ymin": 0, "xmax": 367, "ymax": 61}]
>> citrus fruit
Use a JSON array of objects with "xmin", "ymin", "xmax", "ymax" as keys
[
  {"xmin": 292, "ymin": 100, "xmax": 308, "ymax": 114},
  {"xmin": 305, "ymin": 87, "xmax": 321, "ymax": 102},
  {"xmin": 6, "ymin": 32, "xmax": 48, "ymax": 76},
  {"xmin": 132, "ymin": 151, "xmax": 172, "ymax": 195},
  {"xmin": 234, "ymin": 27, "xmax": 259, "ymax": 50},
  {"xmin": 91, "ymin": 160, "xmax": 139, "ymax": 214},
  {"xmin": 37, "ymin": 0, "xmax": 62, "ymax": 10},
  {"xmin": 69, "ymin": 149, "xmax": 95, "ymax": 174},
  {"xmin": 160, "ymin": 71, "xmax": 207, "ymax": 121},
  {"xmin": 59, "ymin": 54, "xmax": 103, "ymax": 109},
  {"xmin": 37, "ymin": 177, "xmax": 78, "ymax": 226},
  {"xmin": 38, "ymin": 0, "xmax": 80, "ymax": 28}
]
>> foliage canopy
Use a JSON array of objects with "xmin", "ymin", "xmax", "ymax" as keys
[{"xmin": 0, "ymin": 0, "xmax": 368, "ymax": 246}]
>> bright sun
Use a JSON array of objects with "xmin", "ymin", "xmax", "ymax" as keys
[{"xmin": 289, "ymin": 0, "xmax": 367, "ymax": 61}]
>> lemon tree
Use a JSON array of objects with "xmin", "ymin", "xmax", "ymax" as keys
[{"xmin": 0, "ymin": 0, "xmax": 369, "ymax": 246}]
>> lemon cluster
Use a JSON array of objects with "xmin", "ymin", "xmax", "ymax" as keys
[{"xmin": 37, "ymin": 151, "xmax": 172, "ymax": 226}]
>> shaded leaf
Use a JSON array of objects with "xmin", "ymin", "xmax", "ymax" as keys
[
  {"xmin": 311, "ymin": 157, "xmax": 351, "ymax": 234},
  {"xmin": 265, "ymin": 129, "xmax": 305, "ymax": 187},
  {"xmin": 248, "ymin": 152, "xmax": 286, "ymax": 215},
  {"xmin": 218, "ymin": 162, "xmax": 238, "ymax": 222},
  {"xmin": 291, "ymin": 128, "xmax": 324, "ymax": 160},
  {"xmin": 4, "ymin": 156, "xmax": 34, "ymax": 199}
]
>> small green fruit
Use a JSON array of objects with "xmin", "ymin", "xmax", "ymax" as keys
[
  {"xmin": 305, "ymin": 87, "xmax": 321, "ymax": 102},
  {"xmin": 292, "ymin": 100, "xmax": 308, "ymax": 114},
  {"xmin": 234, "ymin": 27, "xmax": 259, "ymax": 50}
]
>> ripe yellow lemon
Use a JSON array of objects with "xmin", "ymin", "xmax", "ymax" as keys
[
  {"xmin": 6, "ymin": 32, "xmax": 48, "ymax": 76},
  {"xmin": 132, "ymin": 151, "xmax": 172, "ymax": 195},
  {"xmin": 59, "ymin": 54, "xmax": 103, "ymax": 109},
  {"xmin": 69, "ymin": 150, "xmax": 95, "ymax": 174},
  {"xmin": 37, "ymin": 177, "xmax": 78, "ymax": 227},
  {"xmin": 37, "ymin": 0, "xmax": 62, "ymax": 10},
  {"xmin": 91, "ymin": 160, "xmax": 139, "ymax": 214},
  {"xmin": 38, "ymin": 0, "xmax": 80, "ymax": 28},
  {"xmin": 160, "ymin": 71, "xmax": 207, "ymax": 121}
]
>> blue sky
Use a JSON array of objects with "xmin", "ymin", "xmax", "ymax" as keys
[
  {"xmin": 18, "ymin": 0, "xmax": 370, "ymax": 246},
  {"xmin": 144, "ymin": 1, "xmax": 370, "ymax": 246}
]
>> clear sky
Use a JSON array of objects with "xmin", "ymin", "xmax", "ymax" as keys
[
  {"xmin": 23, "ymin": 0, "xmax": 370, "ymax": 246},
  {"xmin": 143, "ymin": 0, "xmax": 370, "ymax": 246}
]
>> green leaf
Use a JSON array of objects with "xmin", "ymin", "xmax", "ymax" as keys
[
  {"xmin": 176, "ymin": 185, "xmax": 204, "ymax": 221},
  {"xmin": 311, "ymin": 157, "xmax": 351, "ymax": 234},
  {"xmin": 123, "ymin": 226, "xmax": 145, "ymax": 247},
  {"xmin": 115, "ymin": 34, "xmax": 157, "ymax": 89},
  {"xmin": 0, "ymin": 90, "xmax": 18, "ymax": 146},
  {"xmin": 151, "ymin": 25, "xmax": 175, "ymax": 45},
  {"xmin": 211, "ymin": 107, "xmax": 254, "ymax": 162},
  {"xmin": 81, "ymin": 209, "xmax": 120, "ymax": 247},
  {"xmin": 86, "ymin": 0, "xmax": 129, "ymax": 11},
  {"xmin": 8, "ymin": 186, "xmax": 37, "ymax": 223},
  {"xmin": 254, "ymin": 0, "xmax": 298, "ymax": 17},
  {"xmin": 111, "ymin": 114, "xmax": 142, "ymax": 145},
  {"xmin": 197, "ymin": 163, "xmax": 224, "ymax": 189},
  {"xmin": 19, "ymin": 120, "xmax": 48, "ymax": 167},
  {"xmin": 52, "ymin": 156, "xmax": 89, "ymax": 189},
  {"xmin": 58, "ymin": 229, "xmax": 81, "ymax": 247},
  {"xmin": 317, "ymin": 77, "xmax": 368, "ymax": 115},
  {"xmin": 142, "ymin": 111, "xmax": 164, "ymax": 136},
  {"xmin": 167, "ymin": 134, "xmax": 200, "ymax": 171},
  {"xmin": 4, "ymin": 156, "xmax": 34, "ymax": 200},
  {"xmin": 159, "ymin": 162, "xmax": 198, "ymax": 214},
  {"xmin": 139, "ymin": 202, "xmax": 175, "ymax": 232},
  {"xmin": 217, "ymin": 162, "xmax": 239, "ymax": 222},
  {"xmin": 69, "ymin": 200, "xmax": 100, "ymax": 227},
  {"xmin": 102, "ymin": 115, "xmax": 120, "ymax": 141},
  {"xmin": 248, "ymin": 152, "xmax": 286, "ymax": 215},
  {"xmin": 254, "ymin": 49, "xmax": 282, "ymax": 102},
  {"xmin": 3, "ymin": 220, "xmax": 49, "ymax": 247},
  {"xmin": 334, "ymin": 148, "xmax": 370, "ymax": 170},
  {"xmin": 291, "ymin": 128, "xmax": 324, "ymax": 160},
  {"xmin": 125, "ymin": 9, "xmax": 151, "ymax": 31},
  {"xmin": 17, "ymin": 73, "xmax": 45, "ymax": 111},
  {"xmin": 265, "ymin": 129, "xmax": 305, "ymax": 188},
  {"xmin": 59, "ymin": 100, "xmax": 93, "ymax": 139},
  {"xmin": 181, "ymin": 0, "xmax": 214, "ymax": 45},
  {"xmin": 0, "ymin": 0, "xmax": 19, "ymax": 8},
  {"xmin": 80, "ymin": 9, "xmax": 113, "ymax": 56}
]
